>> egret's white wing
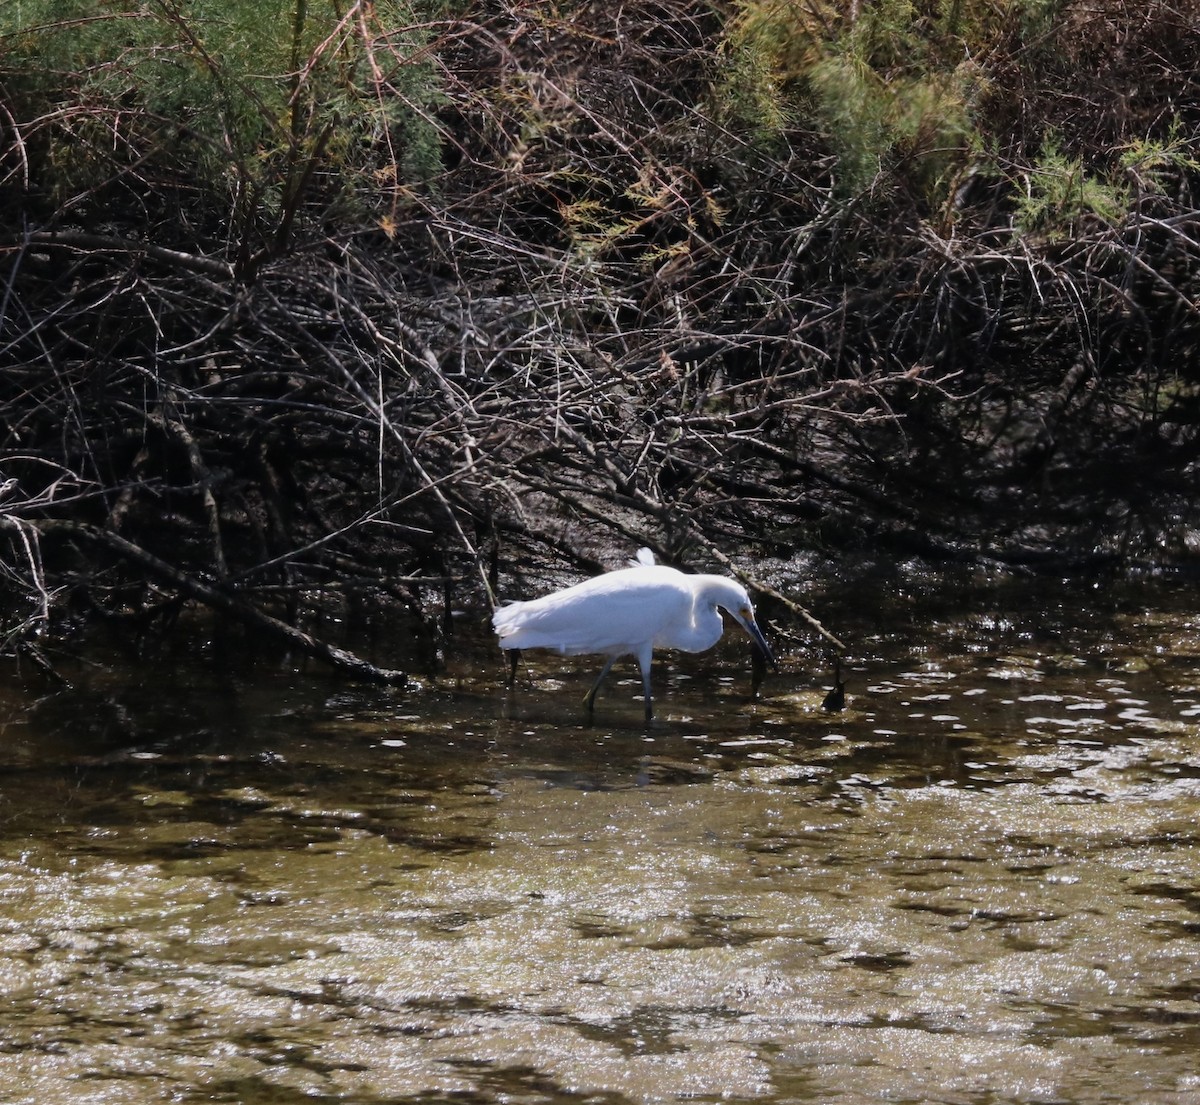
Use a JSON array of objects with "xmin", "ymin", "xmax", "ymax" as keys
[{"xmin": 492, "ymin": 565, "xmax": 691, "ymax": 656}]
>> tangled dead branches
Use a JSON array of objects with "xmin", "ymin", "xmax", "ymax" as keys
[{"xmin": 2, "ymin": 0, "xmax": 1200, "ymax": 673}]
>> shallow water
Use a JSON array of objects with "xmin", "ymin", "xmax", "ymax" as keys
[{"xmin": 1, "ymin": 561, "xmax": 1199, "ymax": 1104}]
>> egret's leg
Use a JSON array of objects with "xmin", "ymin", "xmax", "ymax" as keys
[
  {"xmin": 583, "ymin": 656, "xmax": 617, "ymax": 714},
  {"xmin": 636, "ymin": 644, "xmax": 654, "ymax": 723},
  {"xmin": 505, "ymin": 648, "xmax": 519, "ymax": 687}
]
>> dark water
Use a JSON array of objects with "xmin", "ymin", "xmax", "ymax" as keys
[{"xmin": 2, "ymin": 560, "xmax": 1199, "ymax": 1104}]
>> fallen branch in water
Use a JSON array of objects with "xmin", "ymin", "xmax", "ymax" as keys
[
  {"xmin": 696, "ymin": 538, "xmax": 847, "ymax": 654},
  {"xmin": 21, "ymin": 520, "xmax": 408, "ymax": 684}
]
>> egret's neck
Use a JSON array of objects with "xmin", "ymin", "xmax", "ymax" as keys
[{"xmin": 669, "ymin": 576, "xmax": 745, "ymax": 654}]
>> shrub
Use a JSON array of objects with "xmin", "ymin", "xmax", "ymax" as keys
[{"xmin": 0, "ymin": 0, "xmax": 445, "ymax": 261}]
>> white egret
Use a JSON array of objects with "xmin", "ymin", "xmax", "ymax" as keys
[{"xmin": 492, "ymin": 548, "xmax": 775, "ymax": 721}]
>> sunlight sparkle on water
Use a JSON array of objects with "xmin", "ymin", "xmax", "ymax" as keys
[{"xmin": 1, "ymin": 568, "xmax": 1199, "ymax": 1104}]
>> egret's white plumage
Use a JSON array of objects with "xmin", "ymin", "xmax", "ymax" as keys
[{"xmin": 493, "ymin": 548, "xmax": 774, "ymax": 720}]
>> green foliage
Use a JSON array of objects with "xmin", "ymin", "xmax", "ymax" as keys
[
  {"xmin": 0, "ymin": 0, "xmax": 444, "ymax": 249},
  {"xmin": 714, "ymin": 25, "xmax": 790, "ymax": 144},
  {"xmin": 1015, "ymin": 139, "xmax": 1131, "ymax": 237},
  {"xmin": 718, "ymin": 0, "xmax": 1054, "ymax": 204},
  {"xmin": 1119, "ymin": 121, "xmax": 1200, "ymax": 196}
]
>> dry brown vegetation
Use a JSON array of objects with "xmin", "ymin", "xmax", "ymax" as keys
[{"xmin": 2, "ymin": 0, "xmax": 1199, "ymax": 673}]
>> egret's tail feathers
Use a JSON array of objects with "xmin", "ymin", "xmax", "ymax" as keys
[
  {"xmin": 631, "ymin": 547, "xmax": 655, "ymax": 567},
  {"xmin": 492, "ymin": 601, "xmax": 525, "ymax": 643}
]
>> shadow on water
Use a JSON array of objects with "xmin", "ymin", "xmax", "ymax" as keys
[{"xmin": 2, "ymin": 559, "xmax": 1200, "ymax": 1103}]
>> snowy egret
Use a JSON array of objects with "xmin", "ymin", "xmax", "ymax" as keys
[{"xmin": 492, "ymin": 548, "xmax": 775, "ymax": 721}]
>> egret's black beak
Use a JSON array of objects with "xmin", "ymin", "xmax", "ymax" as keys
[{"xmin": 744, "ymin": 617, "xmax": 777, "ymax": 670}]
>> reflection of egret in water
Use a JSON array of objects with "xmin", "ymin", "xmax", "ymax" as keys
[{"xmin": 493, "ymin": 548, "xmax": 775, "ymax": 721}]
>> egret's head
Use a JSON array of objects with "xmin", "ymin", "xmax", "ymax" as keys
[{"xmin": 715, "ymin": 582, "xmax": 776, "ymax": 668}]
